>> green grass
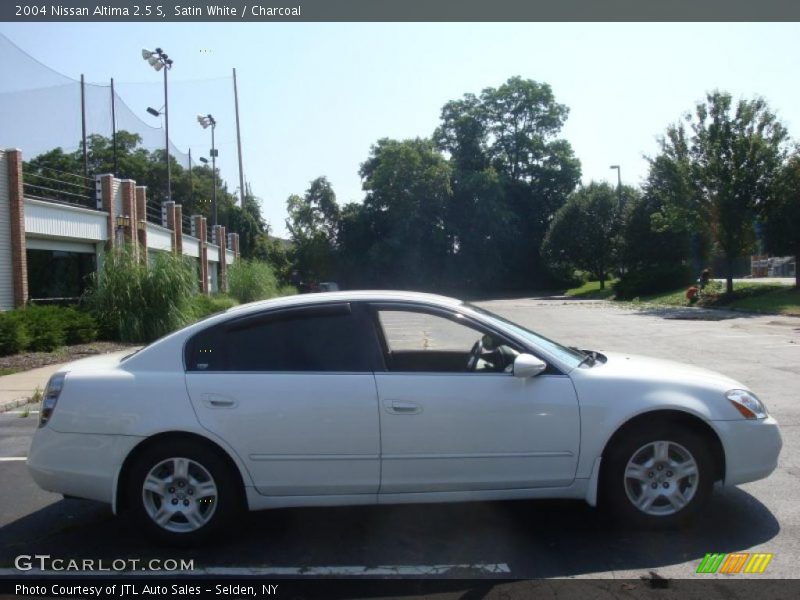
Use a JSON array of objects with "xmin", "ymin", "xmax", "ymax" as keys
[
  {"xmin": 723, "ymin": 284, "xmax": 800, "ymax": 316},
  {"xmin": 0, "ymin": 367, "xmax": 20, "ymax": 377},
  {"xmin": 565, "ymin": 279, "xmax": 617, "ymax": 299},
  {"xmin": 634, "ymin": 287, "xmax": 695, "ymax": 307},
  {"xmin": 626, "ymin": 281, "xmax": 800, "ymax": 315},
  {"xmin": 566, "ymin": 279, "xmax": 800, "ymax": 316}
]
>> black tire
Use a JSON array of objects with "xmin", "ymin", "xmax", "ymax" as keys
[
  {"xmin": 600, "ymin": 423, "xmax": 715, "ymax": 528},
  {"xmin": 127, "ymin": 439, "xmax": 243, "ymax": 545}
]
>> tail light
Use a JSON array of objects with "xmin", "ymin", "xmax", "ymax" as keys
[{"xmin": 39, "ymin": 373, "xmax": 66, "ymax": 428}]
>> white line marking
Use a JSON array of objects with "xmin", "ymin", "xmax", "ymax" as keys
[
  {"xmin": 0, "ymin": 457, "xmax": 27, "ymax": 462},
  {"xmin": 3, "ymin": 410, "xmax": 39, "ymax": 415},
  {"xmin": 205, "ymin": 564, "xmax": 512, "ymax": 576},
  {"xmin": 0, "ymin": 563, "xmax": 512, "ymax": 577}
]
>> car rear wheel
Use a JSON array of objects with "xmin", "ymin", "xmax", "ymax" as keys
[
  {"xmin": 601, "ymin": 424, "xmax": 714, "ymax": 527},
  {"xmin": 128, "ymin": 440, "xmax": 241, "ymax": 545}
]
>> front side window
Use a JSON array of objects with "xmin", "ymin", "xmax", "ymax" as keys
[
  {"xmin": 465, "ymin": 304, "xmax": 585, "ymax": 369},
  {"xmin": 186, "ymin": 305, "xmax": 372, "ymax": 372},
  {"xmin": 375, "ymin": 308, "xmax": 520, "ymax": 373}
]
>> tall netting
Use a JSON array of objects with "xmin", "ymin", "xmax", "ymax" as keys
[{"xmin": 0, "ymin": 32, "xmax": 236, "ymax": 173}]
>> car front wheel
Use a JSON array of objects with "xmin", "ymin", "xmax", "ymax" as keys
[
  {"xmin": 601, "ymin": 424, "xmax": 714, "ymax": 527},
  {"xmin": 128, "ymin": 441, "xmax": 241, "ymax": 544}
]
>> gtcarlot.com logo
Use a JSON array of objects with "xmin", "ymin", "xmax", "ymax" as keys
[
  {"xmin": 14, "ymin": 555, "xmax": 194, "ymax": 572},
  {"xmin": 696, "ymin": 552, "xmax": 773, "ymax": 574}
]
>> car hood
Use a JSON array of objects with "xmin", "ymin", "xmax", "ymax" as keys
[{"xmin": 594, "ymin": 350, "xmax": 746, "ymax": 392}]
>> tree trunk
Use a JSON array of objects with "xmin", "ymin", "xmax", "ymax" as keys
[
  {"xmin": 796, "ymin": 252, "xmax": 799, "ymax": 290},
  {"xmin": 726, "ymin": 256, "xmax": 734, "ymax": 295},
  {"xmin": 599, "ymin": 269, "xmax": 606, "ymax": 290}
]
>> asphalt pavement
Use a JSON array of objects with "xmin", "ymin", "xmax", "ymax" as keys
[{"xmin": 0, "ymin": 297, "xmax": 797, "ymax": 581}]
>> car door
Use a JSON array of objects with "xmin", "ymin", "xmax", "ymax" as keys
[
  {"xmin": 184, "ymin": 302, "xmax": 382, "ymax": 497},
  {"xmin": 370, "ymin": 303, "xmax": 580, "ymax": 494}
]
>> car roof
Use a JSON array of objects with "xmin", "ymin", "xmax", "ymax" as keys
[{"xmin": 225, "ymin": 290, "xmax": 464, "ymax": 318}]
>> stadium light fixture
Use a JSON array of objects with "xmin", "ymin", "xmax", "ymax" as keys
[
  {"xmin": 197, "ymin": 114, "xmax": 218, "ymax": 226},
  {"xmin": 141, "ymin": 47, "xmax": 174, "ymax": 202}
]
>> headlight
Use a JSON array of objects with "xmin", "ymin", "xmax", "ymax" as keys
[
  {"xmin": 39, "ymin": 372, "xmax": 66, "ymax": 428},
  {"xmin": 726, "ymin": 389, "xmax": 768, "ymax": 420}
]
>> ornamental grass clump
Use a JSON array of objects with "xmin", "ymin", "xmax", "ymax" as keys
[
  {"xmin": 227, "ymin": 259, "xmax": 280, "ymax": 304},
  {"xmin": 85, "ymin": 246, "xmax": 196, "ymax": 343}
]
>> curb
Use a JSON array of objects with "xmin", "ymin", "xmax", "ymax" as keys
[{"xmin": 0, "ymin": 396, "xmax": 35, "ymax": 414}]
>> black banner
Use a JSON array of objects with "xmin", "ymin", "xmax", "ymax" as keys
[
  {"xmin": 3, "ymin": 1, "xmax": 800, "ymax": 23},
  {"xmin": 2, "ymin": 578, "xmax": 800, "ymax": 600}
]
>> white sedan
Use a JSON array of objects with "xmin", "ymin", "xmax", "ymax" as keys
[{"xmin": 28, "ymin": 291, "xmax": 782, "ymax": 544}]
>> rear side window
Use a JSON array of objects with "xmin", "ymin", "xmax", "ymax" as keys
[{"xmin": 185, "ymin": 304, "xmax": 372, "ymax": 372}]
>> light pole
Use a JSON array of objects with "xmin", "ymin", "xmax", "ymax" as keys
[
  {"xmin": 197, "ymin": 114, "xmax": 218, "ymax": 226},
  {"xmin": 142, "ymin": 48, "xmax": 174, "ymax": 203},
  {"xmin": 610, "ymin": 164, "xmax": 625, "ymax": 276},
  {"xmin": 609, "ymin": 164, "xmax": 622, "ymax": 208}
]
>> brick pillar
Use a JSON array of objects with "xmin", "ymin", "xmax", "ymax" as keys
[
  {"xmin": 135, "ymin": 186, "xmax": 148, "ymax": 263},
  {"xmin": 163, "ymin": 201, "xmax": 177, "ymax": 252},
  {"xmin": 97, "ymin": 174, "xmax": 115, "ymax": 250},
  {"xmin": 120, "ymin": 180, "xmax": 137, "ymax": 256},
  {"xmin": 6, "ymin": 149, "xmax": 28, "ymax": 307},
  {"xmin": 174, "ymin": 204, "xmax": 183, "ymax": 255},
  {"xmin": 194, "ymin": 215, "xmax": 209, "ymax": 295},
  {"xmin": 227, "ymin": 232, "xmax": 235, "ymax": 260},
  {"xmin": 215, "ymin": 225, "xmax": 227, "ymax": 293}
]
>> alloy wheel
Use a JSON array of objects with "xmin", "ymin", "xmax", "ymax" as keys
[
  {"xmin": 623, "ymin": 440, "xmax": 699, "ymax": 516},
  {"xmin": 141, "ymin": 456, "xmax": 218, "ymax": 533}
]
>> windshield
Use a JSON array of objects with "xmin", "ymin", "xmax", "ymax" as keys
[{"xmin": 465, "ymin": 304, "xmax": 586, "ymax": 369}]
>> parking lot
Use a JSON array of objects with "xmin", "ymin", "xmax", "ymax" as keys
[{"xmin": 0, "ymin": 297, "xmax": 798, "ymax": 579}]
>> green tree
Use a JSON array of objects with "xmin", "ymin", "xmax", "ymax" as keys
[
  {"xmin": 286, "ymin": 176, "xmax": 341, "ymax": 282},
  {"xmin": 25, "ymin": 132, "xmax": 235, "ymax": 224},
  {"xmin": 541, "ymin": 182, "xmax": 622, "ymax": 289},
  {"xmin": 763, "ymin": 151, "xmax": 800, "ymax": 289},
  {"xmin": 649, "ymin": 92, "xmax": 789, "ymax": 293},
  {"xmin": 612, "ymin": 186, "xmax": 697, "ymax": 300},
  {"xmin": 621, "ymin": 189, "xmax": 690, "ymax": 273},
  {"xmin": 434, "ymin": 76, "xmax": 581, "ymax": 289},
  {"xmin": 336, "ymin": 201, "xmax": 378, "ymax": 288},
  {"xmin": 357, "ymin": 138, "xmax": 453, "ymax": 288},
  {"xmin": 24, "ymin": 133, "xmax": 275, "ymax": 262},
  {"xmin": 227, "ymin": 186, "xmax": 270, "ymax": 259}
]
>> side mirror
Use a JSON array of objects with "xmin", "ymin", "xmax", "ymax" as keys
[{"xmin": 513, "ymin": 353, "xmax": 547, "ymax": 378}]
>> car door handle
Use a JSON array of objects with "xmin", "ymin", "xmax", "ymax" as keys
[
  {"xmin": 384, "ymin": 400, "xmax": 422, "ymax": 415},
  {"xmin": 201, "ymin": 393, "xmax": 237, "ymax": 408}
]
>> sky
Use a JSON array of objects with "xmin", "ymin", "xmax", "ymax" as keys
[{"xmin": 1, "ymin": 22, "xmax": 800, "ymax": 237}]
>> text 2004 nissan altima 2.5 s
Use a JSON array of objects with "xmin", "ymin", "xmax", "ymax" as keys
[{"xmin": 28, "ymin": 291, "xmax": 782, "ymax": 544}]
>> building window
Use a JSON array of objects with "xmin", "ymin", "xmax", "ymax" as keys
[{"xmin": 27, "ymin": 249, "xmax": 95, "ymax": 302}]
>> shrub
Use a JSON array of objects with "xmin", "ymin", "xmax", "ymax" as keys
[
  {"xmin": 227, "ymin": 260, "xmax": 280, "ymax": 304},
  {"xmin": 277, "ymin": 284, "xmax": 298, "ymax": 297},
  {"xmin": 614, "ymin": 264, "xmax": 694, "ymax": 300},
  {"xmin": 61, "ymin": 308, "xmax": 98, "ymax": 344},
  {"xmin": 192, "ymin": 294, "xmax": 238, "ymax": 320},
  {"xmin": 0, "ymin": 312, "xmax": 28, "ymax": 356},
  {"xmin": 0, "ymin": 305, "xmax": 99, "ymax": 356},
  {"xmin": 13, "ymin": 305, "xmax": 66, "ymax": 352},
  {"xmin": 85, "ymin": 247, "xmax": 196, "ymax": 343}
]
